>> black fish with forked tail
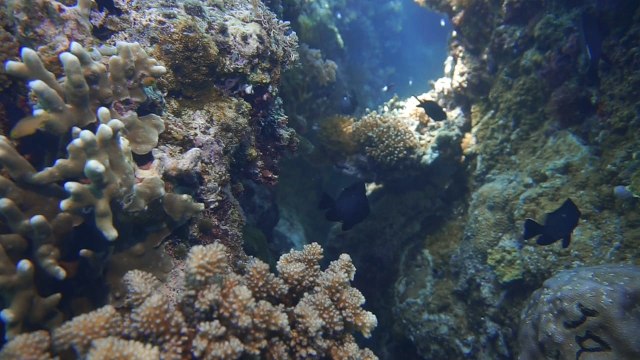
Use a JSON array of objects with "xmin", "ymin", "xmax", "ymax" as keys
[
  {"xmin": 319, "ymin": 182, "xmax": 370, "ymax": 231},
  {"xmin": 523, "ymin": 198, "xmax": 581, "ymax": 248},
  {"xmin": 414, "ymin": 96, "xmax": 447, "ymax": 121}
]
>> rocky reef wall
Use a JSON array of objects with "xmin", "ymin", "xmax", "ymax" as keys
[{"xmin": 391, "ymin": 0, "xmax": 640, "ymax": 358}]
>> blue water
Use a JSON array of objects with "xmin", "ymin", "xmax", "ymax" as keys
[{"xmin": 336, "ymin": 1, "xmax": 451, "ymax": 106}]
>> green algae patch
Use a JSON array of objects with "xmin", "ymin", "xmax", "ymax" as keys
[{"xmin": 487, "ymin": 240, "xmax": 524, "ymax": 284}]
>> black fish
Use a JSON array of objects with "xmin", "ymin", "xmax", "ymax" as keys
[
  {"xmin": 523, "ymin": 198, "xmax": 581, "ymax": 248},
  {"xmin": 319, "ymin": 182, "xmax": 370, "ymax": 231},
  {"xmin": 414, "ymin": 97, "xmax": 447, "ymax": 121},
  {"xmin": 581, "ymin": 10, "xmax": 604, "ymax": 85},
  {"xmin": 339, "ymin": 91, "xmax": 358, "ymax": 115}
]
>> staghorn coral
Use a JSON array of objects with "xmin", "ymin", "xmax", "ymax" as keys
[
  {"xmin": 87, "ymin": 337, "xmax": 161, "ymax": 360},
  {"xmin": 1, "ymin": 242, "xmax": 378, "ymax": 359},
  {"xmin": 52, "ymin": 305, "xmax": 123, "ymax": 356},
  {"xmin": 519, "ymin": 264, "xmax": 640, "ymax": 360}
]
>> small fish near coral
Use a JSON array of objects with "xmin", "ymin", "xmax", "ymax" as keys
[
  {"xmin": 381, "ymin": 83, "xmax": 395, "ymax": 93},
  {"xmin": 523, "ymin": 198, "xmax": 581, "ymax": 248},
  {"xmin": 413, "ymin": 96, "xmax": 447, "ymax": 121},
  {"xmin": 319, "ymin": 181, "xmax": 370, "ymax": 231},
  {"xmin": 339, "ymin": 91, "xmax": 358, "ymax": 115}
]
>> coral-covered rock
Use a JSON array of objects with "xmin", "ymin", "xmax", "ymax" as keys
[{"xmin": 519, "ymin": 264, "xmax": 640, "ymax": 360}]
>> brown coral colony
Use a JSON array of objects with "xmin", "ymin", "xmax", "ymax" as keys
[
  {"xmin": 0, "ymin": 0, "xmax": 378, "ymax": 358},
  {"xmin": 1, "ymin": 243, "xmax": 377, "ymax": 359}
]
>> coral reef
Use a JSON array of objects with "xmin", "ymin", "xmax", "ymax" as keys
[
  {"xmin": 5, "ymin": 42, "xmax": 166, "ymax": 144},
  {"xmin": 0, "ymin": 0, "xmax": 299, "ymax": 343},
  {"xmin": 519, "ymin": 264, "xmax": 640, "ymax": 360},
  {"xmin": 317, "ymin": 87, "xmax": 466, "ymax": 184},
  {"xmin": 0, "ymin": 242, "xmax": 378, "ymax": 359},
  {"xmin": 351, "ymin": 111, "xmax": 419, "ymax": 171},
  {"xmin": 101, "ymin": 0, "xmax": 298, "ymax": 96},
  {"xmin": 94, "ymin": 0, "xmax": 300, "ymax": 257},
  {"xmin": 390, "ymin": 0, "xmax": 640, "ymax": 358},
  {"xmin": 297, "ymin": 44, "xmax": 338, "ymax": 87},
  {"xmin": 0, "ymin": 1, "xmax": 305, "ymax": 358},
  {"xmin": 0, "ymin": 0, "xmax": 93, "ymax": 75}
]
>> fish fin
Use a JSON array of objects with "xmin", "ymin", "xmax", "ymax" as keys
[
  {"xmin": 562, "ymin": 234, "xmax": 571, "ymax": 248},
  {"xmin": 523, "ymin": 219, "xmax": 544, "ymax": 239},
  {"xmin": 325, "ymin": 207, "xmax": 341, "ymax": 222},
  {"xmin": 536, "ymin": 235, "xmax": 555, "ymax": 246},
  {"xmin": 318, "ymin": 192, "xmax": 334, "ymax": 210},
  {"xmin": 341, "ymin": 221, "xmax": 354, "ymax": 231}
]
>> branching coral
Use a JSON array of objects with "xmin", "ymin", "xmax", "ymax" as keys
[
  {"xmin": 0, "ymin": 114, "xmax": 203, "ymax": 338},
  {"xmin": 0, "ymin": 253, "xmax": 63, "ymax": 339},
  {"xmin": 345, "ymin": 94, "xmax": 464, "ymax": 179},
  {"xmin": 1, "ymin": 242, "xmax": 378, "ymax": 359},
  {"xmin": 0, "ymin": 330, "xmax": 53, "ymax": 360},
  {"xmin": 1, "ymin": 0, "xmax": 93, "ymax": 77},
  {"xmin": 5, "ymin": 41, "xmax": 167, "ymax": 153},
  {"xmin": 0, "ymin": 107, "xmax": 203, "ymax": 242},
  {"xmin": 0, "ymin": 39, "xmax": 202, "ymax": 340}
]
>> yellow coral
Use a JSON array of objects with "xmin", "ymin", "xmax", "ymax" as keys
[{"xmin": 317, "ymin": 115, "xmax": 359, "ymax": 158}]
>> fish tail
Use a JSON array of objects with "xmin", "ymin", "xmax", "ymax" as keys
[{"xmin": 523, "ymin": 219, "xmax": 544, "ymax": 239}]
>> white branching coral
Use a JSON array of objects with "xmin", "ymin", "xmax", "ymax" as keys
[
  {"xmin": 1, "ymin": 242, "xmax": 378, "ymax": 359},
  {"xmin": 4, "ymin": 41, "xmax": 167, "ymax": 154},
  {"xmin": 52, "ymin": 305, "xmax": 123, "ymax": 356},
  {"xmin": 0, "ymin": 107, "xmax": 203, "ymax": 243},
  {"xmin": 0, "ymin": 255, "xmax": 62, "ymax": 339},
  {"xmin": 0, "ymin": 40, "xmax": 202, "ymax": 340}
]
